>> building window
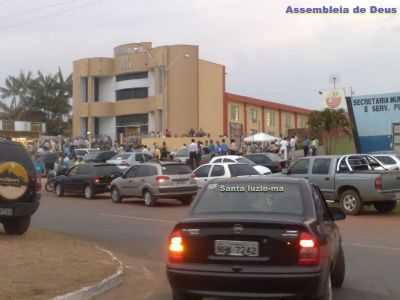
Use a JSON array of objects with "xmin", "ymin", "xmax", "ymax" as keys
[
  {"xmin": 116, "ymin": 87, "xmax": 149, "ymax": 101},
  {"xmin": 116, "ymin": 72, "xmax": 148, "ymax": 82},
  {"xmin": 299, "ymin": 116, "xmax": 307, "ymax": 128},
  {"xmin": 230, "ymin": 104, "xmax": 239, "ymax": 122},
  {"xmin": 285, "ymin": 112, "xmax": 293, "ymax": 128},
  {"xmin": 80, "ymin": 77, "xmax": 88, "ymax": 102},
  {"xmin": 94, "ymin": 77, "xmax": 99, "ymax": 102},
  {"xmin": 249, "ymin": 108, "xmax": 257, "ymax": 123},
  {"xmin": 3, "ymin": 120, "xmax": 14, "ymax": 131},
  {"xmin": 266, "ymin": 111, "xmax": 276, "ymax": 128}
]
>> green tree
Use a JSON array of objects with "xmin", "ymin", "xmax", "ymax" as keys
[
  {"xmin": 308, "ymin": 108, "xmax": 351, "ymax": 154},
  {"xmin": 0, "ymin": 71, "xmax": 34, "ymax": 120}
]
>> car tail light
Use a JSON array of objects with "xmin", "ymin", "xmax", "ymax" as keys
[
  {"xmin": 94, "ymin": 176, "xmax": 101, "ymax": 184},
  {"xmin": 298, "ymin": 232, "xmax": 320, "ymax": 266},
  {"xmin": 156, "ymin": 175, "xmax": 170, "ymax": 184},
  {"xmin": 375, "ymin": 177, "xmax": 382, "ymax": 191},
  {"xmin": 34, "ymin": 176, "xmax": 42, "ymax": 192},
  {"xmin": 168, "ymin": 230, "xmax": 184, "ymax": 261}
]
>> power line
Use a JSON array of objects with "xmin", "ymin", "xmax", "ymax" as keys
[{"xmin": 0, "ymin": 0, "xmax": 101, "ymax": 32}]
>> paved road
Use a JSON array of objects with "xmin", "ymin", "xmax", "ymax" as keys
[{"xmin": 32, "ymin": 192, "xmax": 400, "ymax": 300}]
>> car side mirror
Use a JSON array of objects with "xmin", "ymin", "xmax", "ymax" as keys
[
  {"xmin": 330, "ymin": 207, "xmax": 346, "ymax": 221},
  {"xmin": 281, "ymin": 168, "xmax": 289, "ymax": 175}
]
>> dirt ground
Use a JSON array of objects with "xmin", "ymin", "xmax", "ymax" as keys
[{"xmin": 0, "ymin": 229, "xmax": 118, "ymax": 300}]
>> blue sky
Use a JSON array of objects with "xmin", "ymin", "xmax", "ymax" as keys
[{"xmin": 0, "ymin": 0, "xmax": 399, "ymax": 109}]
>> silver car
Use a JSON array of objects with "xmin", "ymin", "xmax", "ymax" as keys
[
  {"xmin": 110, "ymin": 162, "xmax": 198, "ymax": 206},
  {"xmin": 106, "ymin": 152, "xmax": 153, "ymax": 169}
]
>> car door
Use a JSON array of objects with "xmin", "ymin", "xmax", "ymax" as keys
[
  {"xmin": 312, "ymin": 185, "xmax": 339, "ymax": 264},
  {"xmin": 62, "ymin": 166, "xmax": 80, "ymax": 192},
  {"xmin": 74, "ymin": 165, "xmax": 92, "ymax": 192},
  {"xmin": 287, "ymin": 158, "xmax": 310, "ymax": 179},
  {"xmin": 193, "ymin": 165, "xmax": 212, "ymax": 187},
  {"xmin": 132, "ymin": 165, "xmax": 148, "ymax": 197},
  {"xmin": 309, "ymin": 158, "xmax": 335, "ymax": 200},
  {"xmin": 120, "ymin": 166, "xmax": 138, "ymax": 196}
]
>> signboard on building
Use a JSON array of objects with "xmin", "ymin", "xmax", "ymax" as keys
[
  {"xmin": 322, "ymin": 89, "xmax": 347, "ymax": 110},
  {"xmin": 347, "ymin": 92, "xmax": 400, "ymax": 153}
]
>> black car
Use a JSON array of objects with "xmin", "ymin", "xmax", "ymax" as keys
[
  {"xmin": 244, "ymin": 152, "xmax": 283, "ymax": 173},
  {"xmin": 84, "ymin": 151, "xmax": 117, "ymax": 163},
  {"xmin": 0, "ymin": 139, "xmax": 41, "ymax": 235},
  {"xmin": 54, "ymin": 163, "xmax": 122, "ymax": 199},
  {"xmin": 167, "ymin": 177, "xmax": 346, "ymax": 300}
]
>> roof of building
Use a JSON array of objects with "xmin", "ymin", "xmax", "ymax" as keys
[{"xmin": 225, "ymin": 92, "xmax": 312, "ymax": 114}]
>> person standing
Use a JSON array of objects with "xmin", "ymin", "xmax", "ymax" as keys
[
  {"xmin": 188, "ymin": 139, "xmax": 198, "ymax": 169},
  {"xmin": 303, "ymin": 136, "xmax": 310, "ymax": 157},
  {"xmin": 196, "ymin": 141, "xmax": 203, "ymax": 167},
  {"xmin": 311, "ymin": 137, "xmax": 319, "ymax": 156},
  {"xmin": 221, "ymin": 139, "xmax": 229, "ymax": 155},
  {"xmin": 229, "ymin": 139, "xmax": 237, "ymax": 155},
  {"xmin": 154, "ymin": 145, "xmax": 161, "ymax": 161},
  {"xmin": 289, "ymin": 135, "xmax": 297, "ymax": 161},
  {"xmin": 208, "ymin": 139, "xmax": 216, "ymax": 155},
  {"xmin": 160, "ymin": 142, "xmax": 169, "ymax": 161},
  {"xmin": 279, "ymin": 137, "xmax": 289, "ymax": 164}
]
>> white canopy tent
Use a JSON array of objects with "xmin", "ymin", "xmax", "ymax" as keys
[{"xmin": 243, "ymin": 132, "xmax": 278, "ymax": 143}]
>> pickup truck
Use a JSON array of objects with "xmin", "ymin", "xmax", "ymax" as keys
[{"xmin": 282, "ymin": 154, "xmax": 400, "ymax": 215}]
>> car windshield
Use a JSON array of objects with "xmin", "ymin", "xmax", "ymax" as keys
[
  {"xmin": 110, "ymin": 153, "xmax": 131, "ymax": 160},
  {"xmin": 85, "ymin": 151, "xmax": 101, "ymax": 160},
  {"xmin": 237, "ymin": 157, "xmax": 256, "ymax": 165},
  {"xmin": 193, "ymin": 182, "xmax": 303, "ymax": 216},
  {"xmin": 162, "ymin": 164, "xmax": 192, "ymax": 175},
  {"xmin": 228, "ymin": 164, "xmax": 259, "ymax": 176}
]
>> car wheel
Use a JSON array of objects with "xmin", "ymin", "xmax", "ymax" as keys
[
  {"xmin": 143, "ymin": 190, "xmax": 156, "ymax": 207},
  {"xmin": 181, "ymin": 196, "xmax": 193, "ymax": 206},
  {"xmin": 316, "ymin": 272, "xmax": 332, "ymax": 300},
  {"xmin": 331, "ymin": 246, "xmax": 345, "ymax": 288},
  {"xmin": 2, "ymin": 216, "xmax": 31, "ymax": 235},
  {"xmin": 172, "ymin": 290, "xmax": 202, "ymax": 300},
  {"xmin": 340, "ymin": 190, "xmax": 362, "ymax": 215},
  {"xmin": 374, "ymin": 201, "xmax": 397, "ymax": 213},
  {"xmin": 84, "ymin": 185, "xmax": 94, "ymax": 200},
  {"xmin": 55, "ymin": 184, "xmax": 64, "ymax": 197},
  {"xmin": 111, "ymin": 187, "xmax": 122, "ymax": 203}
]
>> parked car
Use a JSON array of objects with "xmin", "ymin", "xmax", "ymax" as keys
[
  {"xmin": 244, "ymin": 152, "xmax": 283, "ymax": 173},
  {"xmin": 209, "ymin": 155, "xmax": 271, "ymax": 175},
  {"xmin": 173, "ymin": 148, "xmax": 213, "ymax": 165},
  {"xmin": 192, "ymin": 163, "xmax": 260, "ymax": 188},
  {"xmin": 282, "ymin": 155, "xmax": 400, "ymax": 215},
  {"xmin": 372, "ymin": 153, "xmax": 400, "ymax": 171},
  {"xmin": 84, "ymin": 150, "xmax": 117, "ymax": 163},
  {"xmin": 73, "ymin": 148, "xmax": 100, "ymax": 159},
  {"xmin": 54, "ymin": 163, "xmax": 122, "ymax": 199},
  {"xmin": 167, "ymin": 177, "xmax": 346, "ymax": 300},
  {"xmin": 0, "ymin": 139, "xmax": 41, "ymax": 235},
  {"xmin": 106, "ymin": 152, "xmax": 153, "ymax": 169},
  {"xmin": 110, "ymin": 162, "xmax": 198, "ymax": 206}
]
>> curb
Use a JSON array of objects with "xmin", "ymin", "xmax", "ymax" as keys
[{"xmin": 51, "ymin": 246, "xmax": 124, "ymax": 300}]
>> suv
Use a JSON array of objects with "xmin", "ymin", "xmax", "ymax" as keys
[
  {"xmin": 110, "ymin": 162, "xmax": 198, "ymax": 206},
  {"xmin": 0, "ymin": 139, "xmax": 41, "ymax": 235}
]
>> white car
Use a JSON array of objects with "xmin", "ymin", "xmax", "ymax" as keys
[
  {"xmin": 372, "ymin": 154, "xmax": 400, "ymax": 171},
  {"xmin": 209, "ymin": 155, "xmax": 272, "ymax": 175},
  {"xmin": 192, "ymin": 163, "xmax": 261, "ymax": 188}
]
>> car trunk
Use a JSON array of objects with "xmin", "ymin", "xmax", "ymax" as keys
[{"xmin": 175, "ymin": 215, "xmax": 308, "ymax": 267}]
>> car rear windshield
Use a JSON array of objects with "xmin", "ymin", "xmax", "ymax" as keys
[
  {"xmin": 228, "ymin": 164, "xmax": 259, "ymax": 177},
  {"xmin": 162, "ymin": 164, "xmax": 192, "ymax": 175},
  {"xmin": 194, "ymin": 182, "xmax": 304, "ymax": 216},
  {"xmin": 94, "ymin": 165, "xmax": 122, "ymax": 176},
  {"xmin": 85, "ymin": 151, "xmax": 101, "ymax": 160}
]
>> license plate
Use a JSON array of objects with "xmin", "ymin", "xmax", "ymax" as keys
[
  {"xmin": 215, "ymin": 240, "xmax": 259, "ymax": 257},
  {"xmin": 0, "ymin": 208, "xmax": 13, "ymax": 216}
]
